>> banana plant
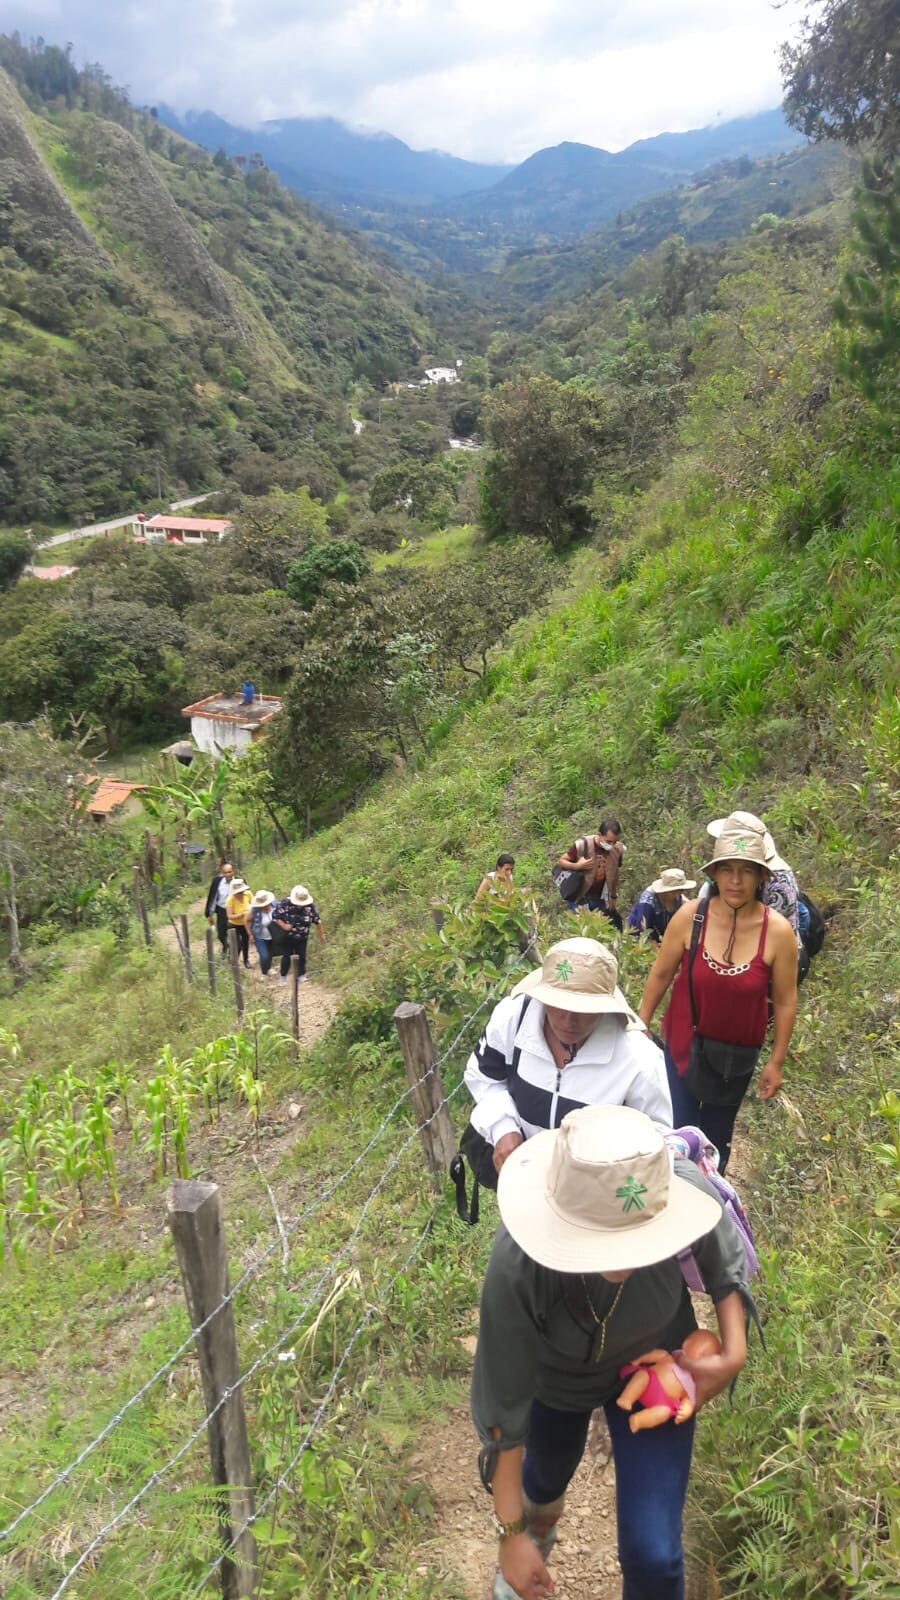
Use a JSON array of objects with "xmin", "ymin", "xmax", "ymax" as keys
[{"xmin": 140, "ymin": 754, "xmax": 235, "ymax": 861}]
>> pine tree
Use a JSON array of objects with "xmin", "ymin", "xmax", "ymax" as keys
[{"xmin": 834, "ymin": 155, "xmax": 900, "ymax": 413}]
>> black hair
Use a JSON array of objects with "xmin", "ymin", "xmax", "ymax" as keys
[
  {"xmin": 598, "ymin": 817, "xmax": 621, "ymax": 837},
  {"xmin": 496, "ymin": 853, "xmax": 515, "ymax": 869}
]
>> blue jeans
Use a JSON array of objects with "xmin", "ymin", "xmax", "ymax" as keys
[
  {"xmin": 252, "ymin": 933, "xmax": 272, "ymax": 974},
  {"xmin": 522, "ymin": 1397, "xmax": 695, "ymax": 1599},
  {"xmin": 665, "ymin": 1046, "xmax": 741, "ymax": 1174}
]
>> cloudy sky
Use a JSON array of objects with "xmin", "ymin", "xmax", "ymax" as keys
[{"xmin": 8, "ymin": 0, "xmax": 801, "ymax": 162}]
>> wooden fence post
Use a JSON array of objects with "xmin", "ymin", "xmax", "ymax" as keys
[
  {"xmin": 228, "ymin": 927, "xmax": 244, "ymax": 1019},
  {"xmin": 206, "ymin": 926, "xmax": 218, "ymax": 997},
  {"xmin": 180, "ymin": 914, "xmax": 193, "ymax": 982},
  {"xmin": 133, "ymin": 864, "xmax": 151, "ymax": 949},
  {"xmin": 166, "ymin": 1180, "xmax": 257, "ymax": 1600},
  {"xmin": 393, "ymin": 1002, "xmax": 456, "ymax": 1188},
  {"xmin": 290, "ymin": 954, "xmax": 300, "ymax": 1046}
]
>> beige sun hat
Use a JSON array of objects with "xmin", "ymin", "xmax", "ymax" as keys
[
  {"xmin": 707, "ymin": 810, "xmax": 788, "ymax": 872},
  {"xmin": 648, "ymin": 867, "xmax": 696, "ymax": 897},
  {"xmin": 702, "ymin": 817, "xmax": 769, "ymax": 876},
  {"xmin": 289, "ymin": 884, "xmax": 313, "ymax": 906},
  {"xmin": 250, "ymin": 889, "xmax": 275, "ymax": 909},
  {"xmin": 228, "ymin": 877, "xmax": 249, "ymax": 894},
  {"xmin": 511, "ymin": 938, "xmax": 638, "ymax": 1021},
  {"xmin": 498, "ymin": 1104, "xmax": 721, "ymax": 1274}
]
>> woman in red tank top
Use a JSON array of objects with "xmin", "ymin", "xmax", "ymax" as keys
[{"xmin": 638, "ymin": 819, "xmax": 798, "ymax": 1172}]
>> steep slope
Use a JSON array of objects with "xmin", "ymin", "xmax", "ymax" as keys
[{"xmin": 0, "ymin": 62, "xmax": 427, "ymax": 522}]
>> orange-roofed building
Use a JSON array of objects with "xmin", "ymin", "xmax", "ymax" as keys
[{"xmin": 82, "ymin": 777, "xmax": 146, "ymax": 822}]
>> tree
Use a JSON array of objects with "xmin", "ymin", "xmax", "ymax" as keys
[
  {"xmin": 226, "ymin": 489, "xmax": 330, "ymax": 589},
  {"xmin": 0, "ymin": 720, "xmax": 115, "ymax": 966},
  {"xmin": 410, "ymin": 540, "xmax": 557, "ymax": 680},
  {"xmin": 0, "ymin": 530, "xmax": 32, "ymax": 591},
  {"xmin": 781, "ymin": 0, "xmax": 900, "ymax": 155},
  {"xmin": 286, "ymin": 539, "xmax": 371, "ymax": 610},
  {"xmin": 480, "ymin": 375, "xmax": 607, "ymax": 548},
  {"xmin": 834, "ymin": 155, "xmax": 900, "ymax": 412}
]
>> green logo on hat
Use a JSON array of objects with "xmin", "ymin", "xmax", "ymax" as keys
[
  {"xmin": 732, "ymin": 835, "xmax": 748, "ymax": 853},
  {"xmin": 616, "ymin": 1177, "xmax": 647, "ymax": 1213},
  {"xmin": 554, "ymin": 958, "xmax": 574, "ymax": 983}
]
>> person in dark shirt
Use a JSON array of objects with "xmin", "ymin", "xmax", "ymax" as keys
[
  {"xmin": 271, "ymin": 884, "xmax": 325, "ymax": 984},
  {"xmin": 204, "ymin": 861, "xmax": 235, "ymax": 954},
  {"xmin": 627, "ymin": 867, "xmax": 696, "ymax": 944},
  {"xmin": 472, "ymin": 1104, "xmax": 749, "ymax": 1600}
]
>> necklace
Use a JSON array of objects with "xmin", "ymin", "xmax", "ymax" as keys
[{"xmin": 580, "ymin": 1275, "xmax": 625, "ymax": 1361}]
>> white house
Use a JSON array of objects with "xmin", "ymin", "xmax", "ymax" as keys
[
  {"xmin": 423, "ymin": 366, "xmax": 460, "ymax": 385},
  {"xmin": 134, "ymin": 515, "xmax": 233, "ymax": 546},
  {"xmin": 181, "ymin": 692, "xmax": 283, "ymax": 757}
]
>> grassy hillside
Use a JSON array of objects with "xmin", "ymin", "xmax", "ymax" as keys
[
  {"xmin": 0, "ymin": 47, "xmax": 427, "ymax": 523},
  {"xmin": 1, "ymin": 404, "xmax": 897, "ymax": 1598},
  {"xmin": 0, "ymin": 62, "xmax": 897, "ymax": 1594}
]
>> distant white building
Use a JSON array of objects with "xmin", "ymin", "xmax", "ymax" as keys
[
  {"xmin": 423, "ymin": 366, "xmax": 460, "ymax": 385},
  {"xmin": 181, "ymin": 692, "xmax": 283, "ymax": 757},
  {"xmin": 134, "ymin": 515, "xmax": 233, "ymax": 546}
]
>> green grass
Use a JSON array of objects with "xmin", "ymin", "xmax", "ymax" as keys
[{"xmin": 372, "ymin": 521, "xmax": 480, "ymax": 572}]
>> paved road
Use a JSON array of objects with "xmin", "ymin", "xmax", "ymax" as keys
[{"xmin": 41, "ymin": 493, "xmax": 211, "ymax": 548}]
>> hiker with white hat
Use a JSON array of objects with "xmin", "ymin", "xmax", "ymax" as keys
[
  {"xmin": 472, "ymin": 1103, "xmax": 750, "ymax": 1600},
  {"xmin": 462, "ymin": 938, "xmax": 671, "ymax": 1189},
  {"xmin": 223, "ymin": 875, "xmax": 252, "ymax": 968},
  {"xmin": 271, "ymin": 884, "xmax": 325, "ymax": 985},
  {"xmin": 627, "ymin": 867, "xmax": 696, "ymax": 944},
  {"xmin": 249, "ymin": 890, "xmax": 276, "ymax": 976},
  {"xmin": 638, "ymin": 816, "xmax": 798, "ymax": 1173}
]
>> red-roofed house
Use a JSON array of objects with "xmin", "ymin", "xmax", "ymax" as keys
[{"xmin": 134, "ymin": 515, "xmax": 233, "ymax": 546}]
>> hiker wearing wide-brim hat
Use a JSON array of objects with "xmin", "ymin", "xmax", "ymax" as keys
[
  {"xmin": 462, "ymin": 939, "xmax": 672, "ymax": 1192},
  {"xmin": 707, "ymin": 811, "xmax": 803, "ymax": 947},
  {"xmin": 471, "ymin": 1104, "xmax": 750, "ymax": 1600},
  {"xmin": 271, "ymin": 885, "xmax": 325, "ymax": 986},
  {"xmin": 638, "ymin": 814, "xmax": 798, "ymax": 1175},
  {"xmin": 249, "ymin": 890, "xmax": 276, "ymax": 976},
  {"xmin": 627, "ymin": 868, "xmax": 696, "ymax": 945}
]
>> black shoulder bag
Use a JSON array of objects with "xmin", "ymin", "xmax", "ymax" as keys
[
  {"xmin": 450, "ymin": 997, "xmax": 532, "ymax": 1225},
  {"xmin": 684, "ymin": 902, "xmax": 761, "ymax": 1107}
]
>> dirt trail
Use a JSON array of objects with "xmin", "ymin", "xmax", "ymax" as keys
[
  {"xmin": 156, "ymin": 900, "xmax": 340, "ymax": 1048},
  {"xmin": 421, "ymin": 1387, "xmax": 622, "ymax": 1599}
]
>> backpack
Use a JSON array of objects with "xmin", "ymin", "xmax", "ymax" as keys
[
  {"xmin": 665, "ymin": 1125, "xmax": 763, "ymax": 1346},
  {"xmin": 799, "ymin": 892, "xmax": 825, "ymax": 959},
  {"xmin": 450, "ymin": 996, "xmax": 532, "ymax": 1225},
  {"xmin": 551, "ymin": 836, "xmax": 594, "ymax": 903}
]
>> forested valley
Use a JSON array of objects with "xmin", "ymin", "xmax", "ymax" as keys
[{"xmin": 0, "ymin": 9, "xmax": 898, "ymax": 1599}]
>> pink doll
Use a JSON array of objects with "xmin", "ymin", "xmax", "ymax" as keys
[{"xmin": 617, "ymin": 1329, "xmax": 722, "ymax": 1432}]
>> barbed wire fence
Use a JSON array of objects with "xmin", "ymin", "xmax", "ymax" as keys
[{"xmin": 1, "ymin": 933, "xmax": 538, "ymax": 1598}]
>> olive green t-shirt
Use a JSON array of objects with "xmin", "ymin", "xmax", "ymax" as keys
[{"xmin": 471, "ymin": 1159, "xmax": 749, "ymax": 1449}]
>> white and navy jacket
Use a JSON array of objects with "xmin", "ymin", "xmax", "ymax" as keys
[{"xmin": 464, "ymin": 994, "xmax": 672, "ymax": 1148}]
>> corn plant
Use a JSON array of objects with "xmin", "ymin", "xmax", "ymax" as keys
[
  {"xmin": 192, "ymin": 1038, "xmax": 233, "ymax": 1122},
  {"xmin": 96, "ymin": 1060, "xmax": 137, "ymax": 1129},
  {"xmin": 84, "ymin": 1085, "xmax": 120, "ymax": 1209},
  {"xmin": 47, "ymin": 1117, "xmax": 92, "ymax": 1218},
  {"xmin": 141, "ymin": 1074, "xmax": 172, "ymax": 1180},
  {"xmin": 55, "ymin": 1067, "xmax": 87, "ymax": 1124},
  {"xmin": 0, "ymin": 1139, "xmax": 14, "ymax": 1261},
  {"xmin": 12, "ymin": 1107, "xmax": 44, "ymax": 1180},
  {"xmin": 235, "ymin": 1065, "xmax": 267, "ymax": 1140}
]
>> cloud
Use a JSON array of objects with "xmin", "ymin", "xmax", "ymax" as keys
[{"xmin": 2, "ymin": 0, "xmax": 798, "ymax": 160}]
